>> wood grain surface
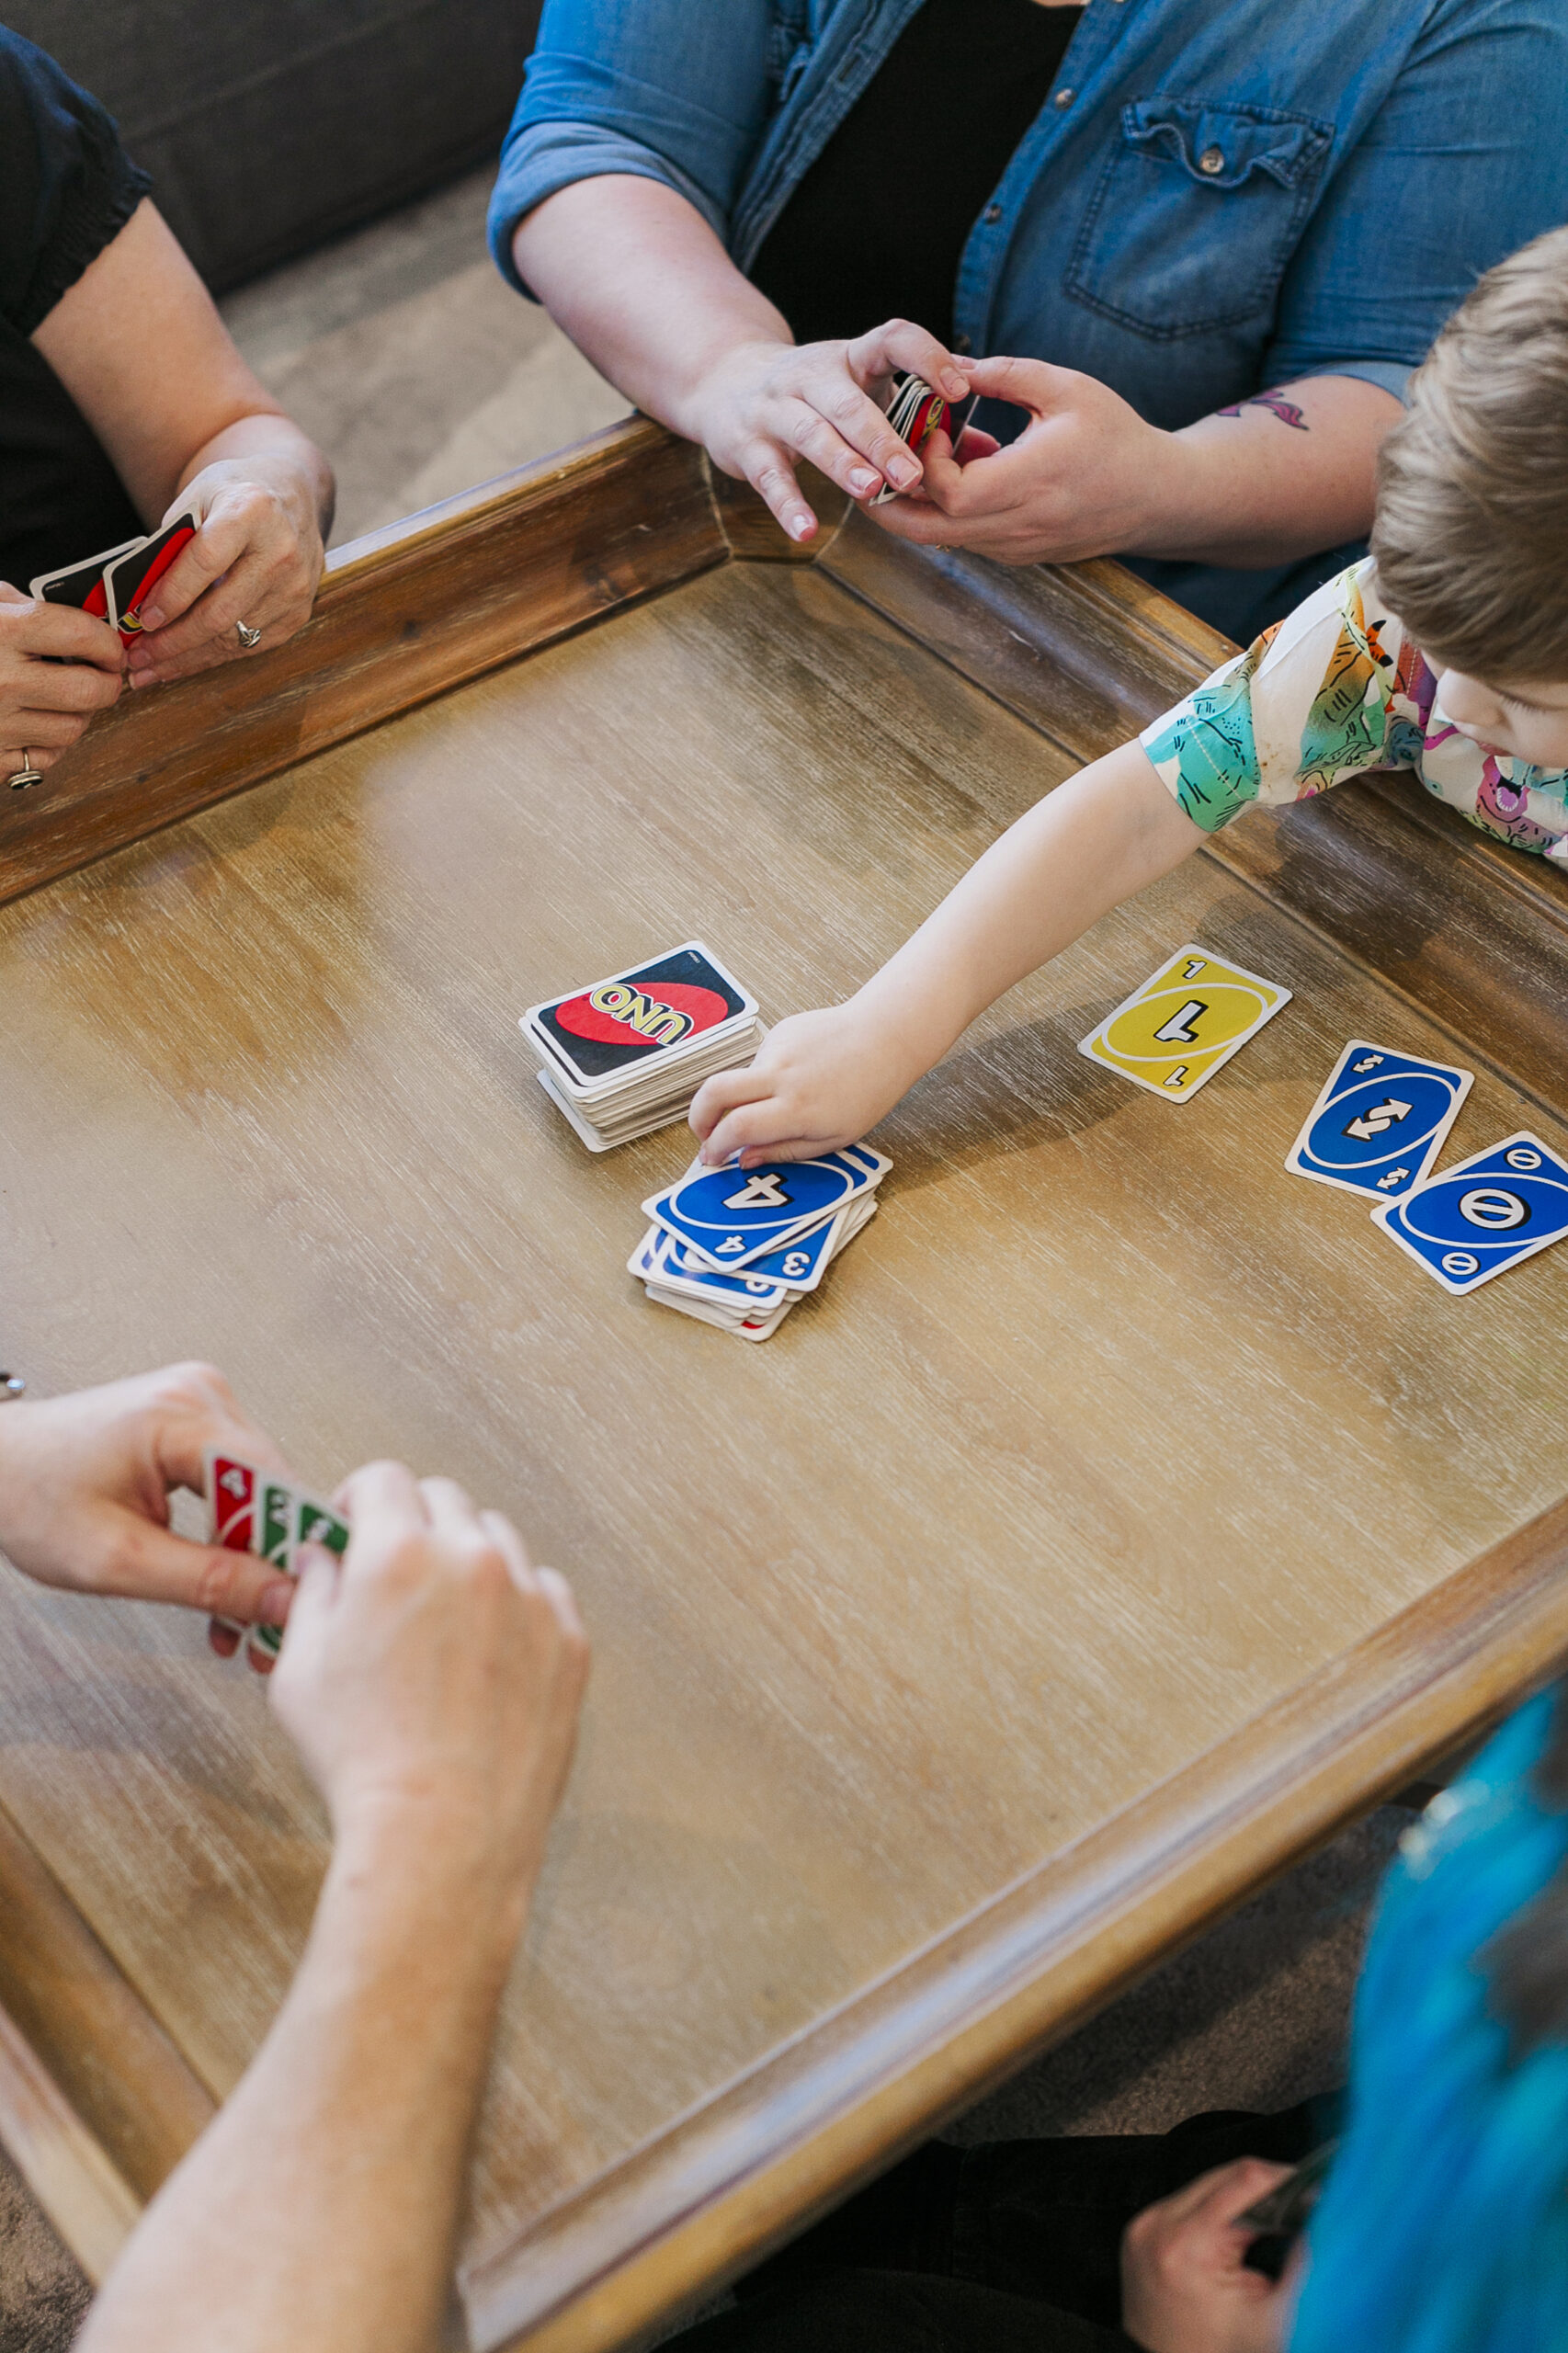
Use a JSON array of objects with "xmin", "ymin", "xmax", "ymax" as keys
[
  {"xmin": 5, "ymin": 528, "xmax": 1568, "ymax": 2347},
  {"xmin": 0, "ymin": 419, "xmax": 723, "ymax": 910},
  {"xmin": 0, "ymin": 1997, "xmax": 141, "ymax": 2285}
]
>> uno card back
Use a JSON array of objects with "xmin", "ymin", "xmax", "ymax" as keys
[
  {"xmin": 1285, "ymin": 1040, "xmax": 1472, "ymax": 1201},
  {"xmin": 104, "ymin": 510, "xmax": 199, "ymax": 645},
  {"xmin": 526, "ymin": 943, "xmax": 753, "ymax": 1089},
  {"xmin": 1078, "ymin": 946, "xmax": 1291, "ymax": 1102},
  {"xmin": 28, "ymin": 537, "xmax": 143, "ymax": 614},
  {"xmin": 1372, "ymin": 1131, "xmax": 1568, "ymax": 1295}
]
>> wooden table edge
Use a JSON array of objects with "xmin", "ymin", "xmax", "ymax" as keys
[{"xmin": 466, "ymin": 1496, "xmax": 1568, "ymax": 2352}]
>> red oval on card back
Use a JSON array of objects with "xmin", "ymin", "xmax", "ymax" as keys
[{"xmin": 553, "ymin": 981, "xmax": 732, "ymax": 1046}]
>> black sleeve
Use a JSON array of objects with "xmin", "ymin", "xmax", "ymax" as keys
[{"xmin": 0, "ymin": 29, "xmax": 152, "ymax": 335}]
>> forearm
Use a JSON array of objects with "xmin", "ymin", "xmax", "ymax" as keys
[
  {"xmin": 856, "ymin": 740, "xmax": 1203, "ymax": 1082},
  {"xmin": 176, "ymin": 414, "xmax": 335, "ymax": 540},
  {"xmin": 513, "ymin": 176, "xmax": 790, "ymax": 438},
  {"xmin": 1134, "ymin": 374, "xmax": 1401, "ymax": 567},
  {"xmin": 79, "ymin": 1826, "xmax": 523, "ymax": 2353}
]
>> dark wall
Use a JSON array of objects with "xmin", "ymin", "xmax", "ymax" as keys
[{"xmin": 6, "ymin": 2, "xmax": 544, "ymax": 291}]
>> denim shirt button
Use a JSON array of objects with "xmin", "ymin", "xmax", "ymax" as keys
[
  {"xmin": 1053, "ymin": 85, "xmax": 1074, "ymax": 108},
  {"xmin": 983, "ymin": 202, "xmax": 1003, "ymax": 223},
  {"xmin": 1199, "ymin": 145, "xmax": 1225, "ymax": 175}
]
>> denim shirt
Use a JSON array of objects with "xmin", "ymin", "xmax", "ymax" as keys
[{"xmin": 489, "ymin": 0, "xmax": 1568, "ymax": 641}]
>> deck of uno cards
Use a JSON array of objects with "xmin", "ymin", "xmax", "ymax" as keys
[
  {"xmin": 1371, "ymin": 1132, "xmax": 1568, "ymax": 1295},
  {"xmin": 30, "ymin": 505, "xmax": 199, "ymax": 645},
  {"xmin": 631, "ymin": 1145, "xmax": 890, "ymax": 1338},
  {"xmin": 205, "ymin": 1449, "xmax": 348, "ymax": 1665},
  {"xmin": 522, "ymin": 941, "xmax": 762, "ymax": 1150},
  {"xmin": 869, "ymin": 371, "xmax": 974, "ymax": 506},
  {"xmin": 1285, "ymin": 1040, "xmax": 1472, "ymax": 1201},
  {"xmin": 1079, "ymin": 946, "xmax": 1290, "ymax": 1101}
]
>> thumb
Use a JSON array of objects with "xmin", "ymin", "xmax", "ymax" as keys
[
  {"xmin": 115, "ymin": 1516, "xmax": 295, "ymax": 1622},
  {"xmin": 269, "ymin": 1541, "xmax": 338, "ymax": 1665},
  {"xmin": 959, "ymin": 353, "xmax": 1080, "ymax": 417}
]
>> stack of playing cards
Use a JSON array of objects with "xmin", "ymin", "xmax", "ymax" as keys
[
  {"xmin": 870, "ymin": 370, "xmax": 971, "ymax": 506},
  {"xmin": 205, "ymin": 1449, "xmax": 348, "ymax": 1667},
  {"xmin": 30, "ymin": 505, "xmax": 200, "ymax": 644},
  {"xmin": 629, "ymin": 1145, "xmax": 890, "ymax": 1340},
  {"xmin": 522, "ymin": 943, "xmax": 763, "ymax": 1151}
]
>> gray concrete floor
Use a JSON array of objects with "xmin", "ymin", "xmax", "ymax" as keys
[
  {"xmin": 1, "ymin": 177, "xmax": 1411, "ymax": 2344},
  {"xmin": 219, "ymin": 170, "xmax": 631, "ymax": 549}
]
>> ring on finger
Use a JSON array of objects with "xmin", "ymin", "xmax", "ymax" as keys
[
  {"xmin": 235, "ymin": 620, "xmax": 262, "ymax": 650},
  {"xmin": 7, "ymin": 750, "xmax": 43, "ymax": 791}
]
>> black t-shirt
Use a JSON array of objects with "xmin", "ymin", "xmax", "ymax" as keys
[
  {"xmin": 752, "ymin": 0, "xmax": 1083, "ymax": 351},
  {"xmin": 0, "ymin": 30, "xmax": 152, "ymax": 589}
]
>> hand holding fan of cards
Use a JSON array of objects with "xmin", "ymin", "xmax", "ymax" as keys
[
  {"xmin": 30, "ymin": 506, "xmax": 201, "ymax": 645},
  {"xmin": 205, "ymin": 1449, "xmax": 349, "ymax": 1670}
]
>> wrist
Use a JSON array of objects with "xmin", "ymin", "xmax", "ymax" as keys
[
  {"xmin": 325, "ymin": 1794, "xmax": 536, "ymax": 1972},
  {"xmin": 667, "ymin": 331, "xmax": 792, "ymax": 449},
  {"xmin": 1123, "ymin": 424, "xmax": 1236, "ymax": 563}
]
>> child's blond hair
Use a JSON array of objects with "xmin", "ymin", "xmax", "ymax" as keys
[{"xmin": 1372, "ymin": 223, "xmax": 1568, "ymax": 682}]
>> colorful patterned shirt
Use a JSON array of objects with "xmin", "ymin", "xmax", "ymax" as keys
[{"xmin": 1142, "ymin": 557, "xmax": 1568, "ymax": 861}]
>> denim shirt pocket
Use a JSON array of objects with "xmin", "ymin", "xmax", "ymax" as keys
[{"xmin": 1065, "ymin": 95, "xmax": 1334, "ymax": 340}]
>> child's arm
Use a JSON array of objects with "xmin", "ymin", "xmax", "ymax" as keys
[{"xmin": 692, "ymin": 737, "xmax": 1204, "ymax": 1166}]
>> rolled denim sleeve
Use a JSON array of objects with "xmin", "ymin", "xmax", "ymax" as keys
[
  {"xmin": 1262, "ymin": 0, "xmax": 1568, "ymax": 396},
  {"xmin": 489, "ymin": 0, "xmax": 779, "ymax": 294}
]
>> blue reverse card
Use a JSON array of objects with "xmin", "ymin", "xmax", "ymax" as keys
[
  {"xmin": 642, "ymin": 1149, "xmax": 889, "ymax": 1271},
  {"xmin": 1372, "ymin": 1131, "xmax": 1568, "ymax": 1294},
  {"xmin": 1285, "ymin": 1040, "xmax": 1472, "ymax": 1201}
]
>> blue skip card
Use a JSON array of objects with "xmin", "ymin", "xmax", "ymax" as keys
[
  {"xmin": 1285, "ymin": 1040, "xmax": 1472, "ymax": 1201},
  {"xmin": 642, "ymin": 1147, "xmax": 890, "ymax": 1272},
  {"xmin": 1372, "ymin": 1131, "xmax": 1568, "ymax": 1295}
]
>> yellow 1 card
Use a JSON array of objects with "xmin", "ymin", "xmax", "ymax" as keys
[{"xmin": 1077, "ymin": 945, "xmax": 1291, "ymax": 1102}]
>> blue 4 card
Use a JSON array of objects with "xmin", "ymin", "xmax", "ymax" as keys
[
  {"xmin": 642, "ymin": 1147, "xmax": 890, "ymax": 1272},
  {"xmin": 1373, "ymin": 1131, "xmax": 1568, "ymax": 1295},
  {"xmin": 1285, "ymin": 1040, "xmax": 1472, "ymax": 1201}
]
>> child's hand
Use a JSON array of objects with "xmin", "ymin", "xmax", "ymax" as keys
[{"xmin": 691, "ymin": 1003, "xmax": 915, "ymax": 1168}]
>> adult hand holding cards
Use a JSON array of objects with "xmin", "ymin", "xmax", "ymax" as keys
[
  {"xmin": 206, "ymin": 1447, "xmax": 348, "ymax": 1670},
  {"xmin": 31, "ymin": 505, "xmax": 199, "ymax": 645},
  {"xmin": 523, "ymin": 942, "xmax": 763, "ymax": 1150}
]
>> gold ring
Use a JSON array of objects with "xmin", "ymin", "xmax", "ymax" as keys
[
  {"xmin": 7, "ymin": 751, "xmax": 43, "ymax": 791},
  {"xmin": 236, "ymin": 620, "xmax": 262, "ymax": 649}
]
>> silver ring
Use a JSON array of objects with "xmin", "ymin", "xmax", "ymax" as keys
[
  {"xmin": 235, "ymin": 620, "xmax": 262, "ymax": 649},
  {"xmin": 7, "ymin": 751, "xmax": 43, "ymax": 791}
]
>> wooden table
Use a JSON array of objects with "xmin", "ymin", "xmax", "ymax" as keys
[{"xmin": 3, "ymin": 419, "xmax": 1567, "ymax": 2347}]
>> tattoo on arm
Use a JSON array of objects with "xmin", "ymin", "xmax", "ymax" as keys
[{"xmin": 1216, "ymin": 389, "xmax": 1308, "ymax": 431}]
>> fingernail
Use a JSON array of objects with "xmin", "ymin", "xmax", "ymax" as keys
[
  {"xmin": 128, "ymin": 670, "xmax": 155, "ymax": 690},
  {"xmin": 942, "ymin": 369, "xmax": 970, "ymax": 397},
  {"xmin": 140, "ymin": 604, "xmax": 165, "ymax": 630},
  {"xmin": 260, "ymin": 1579, "xmax": 294, "ymax": 1623},
  {"xmin": 890, "ymin": 456, "xmax": 920, "ymax": 488},
  {"xmin": 847, "ymin": 466, "xmax": 879, "ymax": 494},
  {"xmin": 789, "ymin": 511, "xmax": 815, "ymax": 540}
]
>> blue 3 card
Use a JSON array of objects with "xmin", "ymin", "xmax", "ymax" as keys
[
  {"xmin": 642, "ymin": 1148, "xmax": 890, "ymax": 1271},
  {"xmin": 1372, "ymin": 1131, "xmax": 1568, "ymax": 1295},
  {"xmin": 1285, "ymin": 1040, "xmax": 1472, "ymax": 1201}
]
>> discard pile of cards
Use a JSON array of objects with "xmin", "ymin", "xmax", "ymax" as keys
[
  {"xmin": 1080, "ymin": 942, "xmax": 1568, "ymax": 1300},
  {"xmin": 205, "ymin": 1449, "xmax": 348, "ymax": 1666},
  {"xmin": 1285, "ymin": 1037, "xmax": 1568, "ymax": 1297},
  {"xmin": 522, "ymin": 943, "xmax": 763, "ymax": 1150},
  {"xmin": 30, "ymin": 506, "xmax": 200, "ymax": 645},
  {"xmin": 629, "ymin": 1145, "xmax": 890, "ymax": 1339}
]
